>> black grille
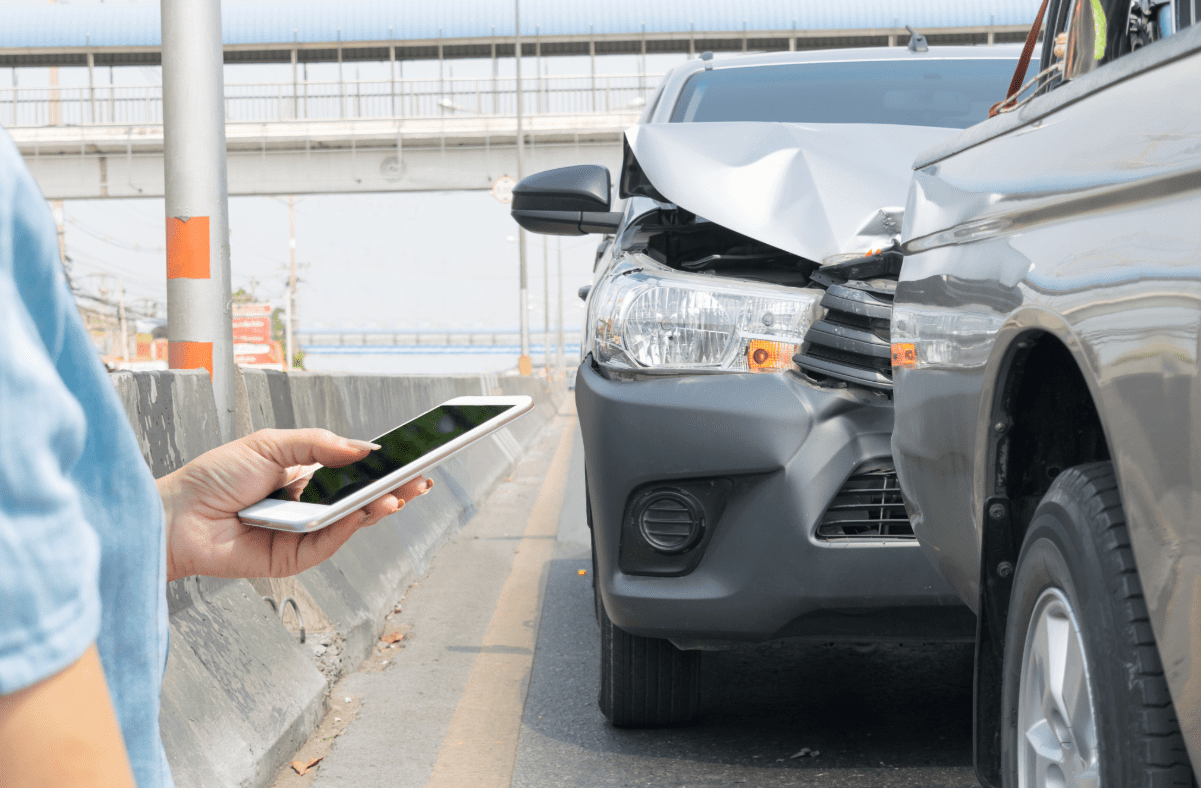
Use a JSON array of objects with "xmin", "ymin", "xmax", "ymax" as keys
[
  {"xmin": 816, "ymin": 467, "xmax": 914, "ymax": 540},
  {"xmin": 795, "ymin": 280, "xmax": 895, "ymax": 391},
  {"xmin": 637, "ymin": 491, "xmax": 704, "ymax": 553}
]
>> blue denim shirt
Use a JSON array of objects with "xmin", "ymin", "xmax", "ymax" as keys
[{"xmin": 0, "ymin": 127, "xmax": 172, "ymax": 787}]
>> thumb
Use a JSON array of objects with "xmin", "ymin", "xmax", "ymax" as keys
[{"xmin": 241, "ymin": 428, "xmax": 380, "ymax": 470}]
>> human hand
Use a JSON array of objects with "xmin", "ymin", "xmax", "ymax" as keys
[{"xmin": 158, "ymin": 428, "xmax": 432, "ymax": 582}]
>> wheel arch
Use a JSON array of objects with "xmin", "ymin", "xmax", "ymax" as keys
[
  {"xmin": 982, "ymin": 316, "xmax": 1113, "ymax": 551},
  {"xmin": 972, "ymin": 312, "xmax": 1116, "ymax": 788}
]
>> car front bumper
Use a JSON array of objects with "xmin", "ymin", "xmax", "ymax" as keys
[{"xmin": 575, "ymin": 359, "xmax": 973, "ymax": 645}]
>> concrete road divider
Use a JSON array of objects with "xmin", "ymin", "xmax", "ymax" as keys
[{"xmin": 108, "ymin": 368, "xmax": 563, "ymax": 788}]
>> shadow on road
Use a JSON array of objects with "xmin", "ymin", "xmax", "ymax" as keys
[{"xmin": 510, "ymin": 551, "xmax": 978, "ymax": 787}]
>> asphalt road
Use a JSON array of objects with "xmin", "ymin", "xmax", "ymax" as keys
[{"xmin": 300, "ymin": 416, "xmax": 982, "ymax": 788}]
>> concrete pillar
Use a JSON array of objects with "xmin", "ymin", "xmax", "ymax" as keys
[
  {"xmin": 337, "ymin": 29, "xmax": 344, "ymax": 119},
  {"xmin": 86, "ymin": 35, "xmax": 96, "ymax": 124},
  {"xmin": 640, "ymin": 24, "xmax": 647, "ymax": 92},
  {"xmin": 162, "ymin": 0, "xmax": 236, "ymax": 442},
  {"xmin": 389, "ymin": 29, "xmax": 396, "ymax": 116},
  {"xmin": 291, "ymin": 39, "xmax": 299, "ymax": 119}
]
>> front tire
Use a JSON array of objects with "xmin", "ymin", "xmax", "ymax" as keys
[
  {"xmin": 1001, "ymin": 462, "xmax": 1193, "ymax": 787},
  {"xmin": 598, "ymin": 595, "xmax": 701, "ymax": 727}
]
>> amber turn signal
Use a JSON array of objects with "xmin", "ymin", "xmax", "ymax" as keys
[
  {"xmin": 891, "ymin": 342, "xmax": 917, "ymax": 368},
  {"xmin": 747, "ymin": 339, "xmax": 799, "ymax": 372}
]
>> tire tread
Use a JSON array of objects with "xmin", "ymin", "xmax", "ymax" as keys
[
  {"xmin": 598, "ymin": 598, "xmax": 700, "ymax": 727},
  {"xmin": 1049, "ymin": 463, "xmax": 1193, "ymax": 786}
]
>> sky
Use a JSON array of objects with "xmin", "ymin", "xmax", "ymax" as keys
[{"xmin": 0, "ymin": 0, "xmax": 701, "ymax": 372}]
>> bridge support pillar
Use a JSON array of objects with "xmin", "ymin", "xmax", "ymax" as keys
[{"xmin": 161, "ymin": 0, "xmax": 237, "ymax": 442}]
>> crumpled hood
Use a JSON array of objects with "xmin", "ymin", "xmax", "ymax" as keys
[{"xmin": 625, "ymin": 122, "xmax": 956, "ymax": 264}]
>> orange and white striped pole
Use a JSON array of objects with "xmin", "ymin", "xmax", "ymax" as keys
[{"xmin": 162, "ymin": 0, "xmax": 236, "ymax": 442}]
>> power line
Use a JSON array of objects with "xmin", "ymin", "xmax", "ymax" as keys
[{"xmin": 65, "ymin": 215, "xmax": 165, "ymax": 253}]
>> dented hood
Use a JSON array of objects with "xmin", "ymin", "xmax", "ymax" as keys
[{"xmin": 625, "ymin": 122, "xmax": 955, "ymax": 264}]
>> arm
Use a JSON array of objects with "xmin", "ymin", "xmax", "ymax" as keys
[
  {"xmin": 0, "ymin": 646, "xmax": 136, "ymax": 788},
  {"xmin": 159, "ymin": 428, "xmax": 432, "ymax": 581}
]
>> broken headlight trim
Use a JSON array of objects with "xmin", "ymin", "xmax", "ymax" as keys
[{"xmin": 590, "ymin": 252, "xmax": 823, "ymax": 373}]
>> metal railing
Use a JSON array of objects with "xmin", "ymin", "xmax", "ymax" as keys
[
  {"xmin": 297, "ymin": 327, "xmax": 582, "ymax": 356},
  {"xmin": 0, "ymin": 74, "xmax": 660, "ymax": 128}
]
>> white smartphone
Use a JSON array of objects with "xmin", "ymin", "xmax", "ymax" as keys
[{"xmin": 237, "ymin": 395, "xmax": 533, "ymax": 533}]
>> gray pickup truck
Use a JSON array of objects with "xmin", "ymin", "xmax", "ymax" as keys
[
  {"xmin": 512, "ymin": 43, "xmax": 1031, "ymax": 728},
  {"xmin": 893, "ymin": 3, "xmax": 1201, "ymax": 787}
]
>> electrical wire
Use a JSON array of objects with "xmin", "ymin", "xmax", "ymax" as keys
[{"xmin": 65, "ymin": 215, "xmax": 165, "ymax": 253}]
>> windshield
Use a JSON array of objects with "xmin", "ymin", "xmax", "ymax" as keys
[{"xmin": 670, "ymin": 59, "xmax": 1021, "ymax": 129}]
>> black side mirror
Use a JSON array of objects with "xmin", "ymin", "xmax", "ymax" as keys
[{"xmin": 511, "ymin": 165, "xmax": 623, "ymax": 236}]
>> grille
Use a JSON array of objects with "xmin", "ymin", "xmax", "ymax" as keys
[
  {"xmin": 637, "ymin": 491, "xmax": 704, "ymax": 553},
  {"xmin": 795, "ymin": 281, "xmax": 895, "ymax": 391},
  {"xmin": 816, "ymin": 467, "xmax": 914, "ymax": 540}
]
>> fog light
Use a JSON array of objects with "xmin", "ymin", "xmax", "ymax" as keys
[{"xmin": 635, "ymin": 490, "xmax": 705, "ymax": 554}]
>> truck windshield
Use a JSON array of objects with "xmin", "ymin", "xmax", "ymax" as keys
[{"xmin": 670, "ymin": 59, "xmax": 1021, "ymax": 129}]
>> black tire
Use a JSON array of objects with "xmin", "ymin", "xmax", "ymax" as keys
[
  {"xmin": 598, "ymin": 594, "xmax": 701, "ymax": 727},
  {"xmin": 1001, "ymin": 462, "xmax": 1193, "ymax": 787}
]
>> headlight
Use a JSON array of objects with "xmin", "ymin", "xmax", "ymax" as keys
[{"xmin": 590, "ymin": 253, "xmax": 823, "ymax": 373}]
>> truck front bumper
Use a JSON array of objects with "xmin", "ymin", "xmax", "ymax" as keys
[{"xmin": 576, "ymin": 359, "xmax": 972, "ymax": 645}]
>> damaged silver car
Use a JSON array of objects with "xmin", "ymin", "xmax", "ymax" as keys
[{"xmin": 512, "ymin": 42, "xmax": 1032, "ymax": 727}]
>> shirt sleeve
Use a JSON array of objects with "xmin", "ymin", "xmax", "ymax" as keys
[{"xmin": 0, "ymin": 198, "xmax": 101, "ymax": 697}]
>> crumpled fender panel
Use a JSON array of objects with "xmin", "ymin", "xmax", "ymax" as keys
[{"xmin": 625, "ymin": 121, "xmax": 953, "ymax": 263}]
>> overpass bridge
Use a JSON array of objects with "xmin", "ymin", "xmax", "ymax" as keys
[
  {"xmin": 2, "ymin": 0, "xmax": 1040, "ymax": 198},
  {"xmin": 7, "ymin": 75, "xmax": 642, "ymax": 198}
]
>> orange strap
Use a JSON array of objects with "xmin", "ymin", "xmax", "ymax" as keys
[{"xmin": 990, "ymin": 0, "xmax": 1051, "ymax": 117}]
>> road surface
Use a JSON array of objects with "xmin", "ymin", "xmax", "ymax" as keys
[{"xmin": 275, "ymin": 411, "xmax": 980, "ymax": 788}]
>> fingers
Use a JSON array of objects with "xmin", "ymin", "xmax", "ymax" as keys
[
  {"xmin": 394, "ymin": 476, "xmax": 434, "ymax": 504},
  {"xmin": 362, "ymin": 493, "xmax": 402, "ymax": 522},
  {"xmin": 272, "ymin": 476, "xmax": 435, "ymax": 577},
  {"xmin": 241, "ymin": 428, "xmax": 381, "ymax": 471},
  {"xmin": 352, "ymin": 476, "xmax": 433, "ymax": 529}
]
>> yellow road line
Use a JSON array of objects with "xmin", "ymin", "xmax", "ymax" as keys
[{"xmin": 424, "ymin": 419, "xmax": 576, "ymax": 788}]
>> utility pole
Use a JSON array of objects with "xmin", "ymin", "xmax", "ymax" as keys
[
  {"xmin": 515, "ymin": 0, "xmax": 531, "ymax": 376},
  {"xmin": 50, "ymin": 199, "xmax": 70, "ymax": 285},
  {"xmin": 557, "ymin": 236, "xmax": 565, "ymax": 382},
  {"xmin": 162, "ymin": 0, "xmax": 237, "ymax": 442},
  {"xmin": 286, "ymin": 195, "xmax": 297, "ymax": 371},
  {"xmin": 118, "ymin": 281, "xmax": 129, "ymax": 360},
  {"xmin": 543, "ymin": 234, "xmax": 550, "ymax": 376}
]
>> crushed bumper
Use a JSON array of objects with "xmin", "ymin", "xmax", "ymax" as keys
[{"xmin": 575, "ymin": 359, "xmax": 972, "ymax": 644}]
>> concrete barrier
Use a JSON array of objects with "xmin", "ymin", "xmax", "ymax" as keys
[{"xmin": 109, "ymin": 368, "xmax": 562, "ymax": 788}]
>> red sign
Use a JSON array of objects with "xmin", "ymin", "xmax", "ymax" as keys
[
  {"xmin": 232, "ymin": 303, "xmax": 273, "ymax": 345},
  {"xmin": 232, "ymin": 303, "xmax": 283, "ymax": 369}
]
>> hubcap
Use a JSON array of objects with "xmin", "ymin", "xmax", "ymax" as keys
[{"xmin": 1018, "ymin": 587, "xmax": 1100, "ymax": 788}]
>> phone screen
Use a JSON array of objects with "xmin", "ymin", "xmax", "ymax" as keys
[{"xmin": 270, "ymin": 403, "xmax": 513, "ymax": 506}]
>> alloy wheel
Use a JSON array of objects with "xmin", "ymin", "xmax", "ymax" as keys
[{"xmin": 1017, "ymin": 587, "xmax": 1100, "ymax": 788}]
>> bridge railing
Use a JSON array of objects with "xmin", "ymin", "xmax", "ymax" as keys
[
  {"xmin": 0, "ymin": 73, "xmax": 661, "ymax": 128},
  {"xmin": 297, "ymin": 327, "xmax": 583, "ymax": 356}
]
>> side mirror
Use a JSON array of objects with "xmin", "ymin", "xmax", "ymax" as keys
[
  {"xmin": 511, "ymin": 165, "xmax": 623, "ymax": 236},
  {"xmin": 1064, "ymin": 0, "xmax": 1104, "ymax": 80},
  {"xmin": 578, "ymin": 284, "xmax": 592, "ymax": 301}
]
